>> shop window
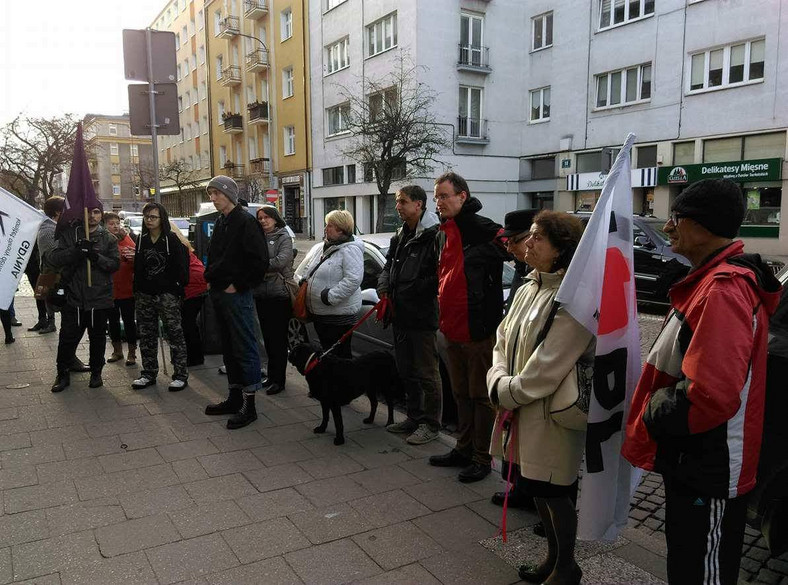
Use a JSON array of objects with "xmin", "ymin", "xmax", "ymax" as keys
[
  {"xmin": 576, "ymin": 152, "xmax": 602, "ymax": 173},
  {"xmin": 743, "ymin": 186, "xmax": 781, "ymax": 227},
  {"xmin": 703, "ymin": 136, "xmax": 742, "ymax": 163},
  {"xmin": 673, "ymin": 141, "xmax": 695, "ymax": 165},
  {"xmin": 323, "ymin": 197, "xmax": 346, "ymax": 213},
  {"xmin": 531, "ymin": 157, "xmax": 556, "ymax": 179},
  {"xmin": 636, "ymin": 145, "xmax": 657, "ymax": 168},
  {"xmin": 744, "ymin": 132, "xmax": 785, "ymax": 159},
  {"xmin": 533, "ymin": 192, "xmax": 554, "ymax": 210}
]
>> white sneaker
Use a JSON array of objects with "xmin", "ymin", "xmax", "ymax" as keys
[
  {"xmin": 168, "ymin": 379, "xmax": 188, "ymax": 392},
  {"xmin": 218, "ymin": 365, "xmax": 227, "ymax": 375},
  {"xmin": 406, "ymin": 424, "xmax": 439, "ymax": 445},
  {"xmin": 131, "ymin": 376, "xmax": 156, "ymax": 390}
]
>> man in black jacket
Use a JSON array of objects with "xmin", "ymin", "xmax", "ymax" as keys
[
  {"xmin": 378, "ymin": 185, "xmax": 442, "ymax": 445},
  {"xmin": 48, "ymin": 207, "xmax": 120, "ymax": 392},
  {"xmin": 203, "ymin": 176, "xmax": 269, "ymax": 429}
]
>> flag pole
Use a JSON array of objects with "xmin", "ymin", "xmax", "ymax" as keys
[{"xmin": 83, "ymin": 207, "xmax": 92, "ymax": 287}]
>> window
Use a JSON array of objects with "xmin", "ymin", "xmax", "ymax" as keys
[
  {"xmin": 175, "ymin": 33, "xmax": 181, "ymax": 50},
  {"xmin": 108, "ymin": 124, "xmax": 117, "ymax": 136},
  {"xmin": 368, "ymin": 88, "xmax": 397, "ymax": 122},
  {"xmin": 199, "ymin": 46, "xmax": 205, "ymax": 64},
  {"xmin": 178, "ymin": 95, "xmax": 183, "ymax": 111},
  {"xmin": 216, "ymin": 55, "xmax": 224, "ymax": 80},
  {"xmin": 576, "ymin": 152, "xmax": 602, "ymax": 173},
  {"xmin": 183, "ymin": 92, "xmax": 191, "ymax": 109},
  {"xmin": 284, "ymin": 126, "xmax": 296, "ymax": 155},
  {"xmin": 217, "ymin": 100, "xmax": 226, "ymax": 123},
  {"xmin": 112, "ymin": 184, "xmax": 121, "ymax": 196},
  {"xmin": 281, "ymin": 9, "xmax": 293, "ymax": 41},
  {"xmin": 198, "ymin": 10, "xmax": 204, "ymax": 29},
  {"xmin": 744, "ymin": 132, "xmax": 785, "ymax": 159},
  {"xmin": 110, "ymin": 143, "xmax": 119, "ymax": 156},
  {"xmin": 367, "ymin": 12, "xmax": 397, "ymax": 57},
  {"xmin": 176, "ymin": 63, "xmax": 181, "ymax": 82},
  {"xmin": 595, "ymin": 63, "xmax": 651, "ymax": 108},
  {"xmin": 347, "ymin": 164, "xmax": 356, "ymax": 183},
  {"xmin": 599, "ymin": 0, "xmax": 654, "ymax": 29},
  {"xmin": 532, "ymin": 12, "xmax": 553, "ymax": 51},
  {"xmin": 327, "ymin": 103, "xmax": 351, "ymax": 136},
  {"xmin": 326, "ymin": 0, "xmax": 347, "ymax": 10},
  {"xmin": 531, "ymin": 157, "xmax": 555, "ymax": 179},
  {"xmin": 529, "ymin": 87, "xmax": 551, "ymax": 122},
  {"xmin": 689, "ymin": 39, "xmax": 765, "ymax": 92},
  {"xmin": 190, "ymin": 20, "xmax": 195, "ymax": 36},
  {"xmin": 326, "ymin": 37, "xmax": 350, "ymax": 74},
  {"xmin": 282, "ymin": 67, "xmax": 294, "ymax": 98},
  {"xmin": 111, "ymin": 163, "xmax": 120, "ymax": 174},
  {"xmin": 202, "ymin": 116, "xmax": 208, "ymax": 134},
  {"xmin": 323, "ymin": 166, "xmax": 345, "ymax": 186},
  {"xmin": 636, "ymin": 145, "xmax": 657, "ymax": 168},
  {"xmin": 131, "ymin": 144, "xmax": 138, "ymax": 157},
  {"xmin": 191, "ymin": 54, "xmax": 197, "ymax": 71},
  {"xmin": 460, "ymin": 13, "xmax": 483, "ymax": 66},
  {"xmin": 458, "ymin": 86, "xmax": 483, "ymax": 137},
  {"xmin": 214, "ymin": 11, "xmax": 222, "ymax": 36},
  {"xmin": 672, "ymin": 141, "xmax": 695, "ymax": 165},
  {"xmin": 185, "ymin": 123, "xmax": 191, "ymax": 141},
  {"xmin": 219, "ymin": 145, "xmax": 227, "ymax": 167}
]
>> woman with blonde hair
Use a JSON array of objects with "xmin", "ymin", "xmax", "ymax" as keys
[
  {"xmin": 170, "ymin": 223, "xmax": 208, "ymax": 367},
  {"xmin": 295, "ymin": 209, "xmax": 363, "ymax": 358}
]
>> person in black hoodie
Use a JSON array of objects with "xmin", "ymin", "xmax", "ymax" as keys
[{"xmin": 131, "ymin": 202, "xmax": 190, "ymax": 392}]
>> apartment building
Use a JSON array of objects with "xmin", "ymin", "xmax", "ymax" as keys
[{"xmin": 83, "ymin": 114, "xmax": 153, "ymax": 212}]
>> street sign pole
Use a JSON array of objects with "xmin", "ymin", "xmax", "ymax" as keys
[{"xmin": 146, "ymin": 28, "xmax": 161, "ymax": 204}]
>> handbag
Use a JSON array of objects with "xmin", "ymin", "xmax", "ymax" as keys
[
  {"xmin": 534, "ymin": 301, "xmax": 594, "ymax": 432},
  {"xmin": 280, "ymin": 273, "xmax": 300, "ymax": 305},
  {"xmin": 34, "ymin": 272, "xmax": 60, "ymax": 301},
  {"xmin": 292, "ymin": 251, "xmax": 335, "ymax": 322}
]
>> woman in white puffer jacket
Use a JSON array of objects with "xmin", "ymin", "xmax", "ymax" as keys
[{"xmin": 295, "ymin": 209, "xmax": 363, "ymax": 358}]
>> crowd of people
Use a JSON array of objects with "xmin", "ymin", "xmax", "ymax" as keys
[{"xmin": 3, "ymin": 172, "xmax": 781, "ymax": 585}]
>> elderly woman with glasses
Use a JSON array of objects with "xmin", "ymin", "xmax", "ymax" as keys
[{"xmin": 487, "ymin": 209, "xmax": 593, "ymax": 585}]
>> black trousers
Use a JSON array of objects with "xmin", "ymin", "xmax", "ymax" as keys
[
  {"xmin": 56, "ymin": 307, "xmax": 110, "ymax": 373},
  {"xmin": 255, "ymin": 296, "xmax": 292, "ymax": 385},
  {"xmin": 107, "ymin": 298, "xmax": 137, "ymax": 344},
  {"xmin": 663, "ymin": 475, "xmax": 748, "ymax": 585},
  {"xmin": 181, "ymin": 295, "xmax": 205, "ymax": 366},
  {"xmin": 25, "ymin": 268, "xmax": 47, "ymax": 324},
  {"xmin": 0, "ymin": 309, "xmax": 11, "ymax": 340},
  {"xmin": 313, "ymin": 318, "xmax": 354, "ymax": 359}
]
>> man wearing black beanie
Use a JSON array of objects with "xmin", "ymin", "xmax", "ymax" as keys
[{"xmin": 623, "ymin": 178, "xmax": 782, "ymax": 585}]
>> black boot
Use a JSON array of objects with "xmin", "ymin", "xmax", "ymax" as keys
[
  {"xmin": 88, "ymin": 370, "xmax": 103, "ymax": 388},
  {"xmin": 227, "ymin": 393, "xmax": 257, "ymax": 430},
  {"xmin": 51, "ymin": 370, "xmax": 70, "ymax": 393},
  {"xmin": 70, "ymin": 357, "xmax": 91, "ymax": 373},
  {"xmin": 28, "ymin": 321, "xmax": 44, "ymax": 332},
  {"xmin": 205, "ymin": 387, "xmax": 243, "ymax": 415}
]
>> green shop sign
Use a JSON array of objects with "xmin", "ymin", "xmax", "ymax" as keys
[{"xmin": 657, "ymin": 158, "xmax": 782, "ymax": 185}]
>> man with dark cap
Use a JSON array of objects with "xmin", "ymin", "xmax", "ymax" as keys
[
  {"xmin": 623, "ymin": 178, "xmax": 782, "ymax": 585},
  {"xmin": 203, "ymin": 175, "xmax": 269, "ymax": 429}
]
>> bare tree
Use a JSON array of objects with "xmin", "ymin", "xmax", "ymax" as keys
[
  {"xmin": 159, "ymin": 159, "xmax": 204, "ymax": 216},
  {"xmin": 338, "ymin": 54, "xmax": 450, "ymax": 231},
  {"xmin": 0, "ymin": 115, "xmax": 78, "ymax": 206}
]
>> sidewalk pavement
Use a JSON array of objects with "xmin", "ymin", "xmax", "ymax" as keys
[{"xmin": 0, "ymin": 295, "xmax": 777, "ymax": 584}]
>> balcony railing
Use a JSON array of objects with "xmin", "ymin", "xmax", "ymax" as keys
[
  {"xmin": 223, "ymin": 164, "xmax": 245, "ymax": 179},
  {"xmin": 223, "ymin": 114, "xmax": 243, "ymax": 133},
  {"xmin": 247, "ymin": 102, "xmax": 270, "ymax": 124},
  {"xmin": 245, "ymin": 49, "xmax": 269, "ymax": 72},
  {"xmin": 250, "ymin": 157, "xmax": 271, "ymax": 175},
  {"xmin": 220, "ymin": 65, "xmax": 242, "ymax": 86},
  {"xmin": 456, "ymin": 116, "xmax": 489, "ymax": 143},
  {"xmin": 244, "ymin": 0, "xmax": 268, "ymax": 19},
  {"xmin": 218, "ymin": 16, "xmax": 240, "ymax": 38},
  {"xmin": 457, "ymin": 44, "xmax": 491, "ymax": 72}
]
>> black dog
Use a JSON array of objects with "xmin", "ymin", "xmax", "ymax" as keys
[{"xmin": 288, "ymin": 342, "xmax": 402, "ymax": 445}]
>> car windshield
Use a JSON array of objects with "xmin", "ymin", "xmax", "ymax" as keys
[
  {"xmin": 172, "ymin": 219, "xmax": 189, "ymax": 229},
  {"xmin": 644, "ymin": 221, "xmax": 671, "ymax": 245},
  {"xmin": 127, "ymin": 217, "xmax": 143, "ymax": 230}
]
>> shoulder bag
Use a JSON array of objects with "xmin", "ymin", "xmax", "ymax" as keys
[
  {"xmin": 534, "ymin": 301, "xmax": 594, "ymax": 432},
  {"xmin": 292, "ymin": 251, "xmax": 334, "ymax": 322}
]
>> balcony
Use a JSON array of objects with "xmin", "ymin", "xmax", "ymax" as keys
[
  {"xmin": 456, "ymin": 117, "xmax": 489, "ymax": 144},
  {"xmin": 219, "ymin": 65, "xmax": 242, "ymax": 86},
  {"xmin": 457, "ymin": 44, "xmax": 491, "ymax": 73},
  {"xmin": 244, "ymin": 0, "xmax": 268, "ymax": 19},
  {"xmin": 250, "ymin": 157, "xmax": 271, "ymax": 175},
  {"xmin": 217, "ymin": 16, "xmax": 240, "ymax": 38},
  {"xmin": 245, "ymin": 49, "xmax": 269, "ymax": 73},
  {"xmin": 223, "ymin": 113, "xmax": 243, "ymax": 134},
  {"xmin": 247, "ymin": 101, "xmax": 269, "ymax": 125},
  {"xmin": 223, "ymin": 163, "xmax": 245, "ymax": 180}
]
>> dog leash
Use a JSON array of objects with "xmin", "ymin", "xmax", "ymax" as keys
[
  {"xmin": 495, "ymin": 410, "xmax": 517, "ymax": 543},
  {"xmin": 304, "ymin": 300, "xmax": 384, "ymax": 374}
]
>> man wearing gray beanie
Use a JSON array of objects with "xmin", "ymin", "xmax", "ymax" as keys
[
  {"xmin": 203, "ymin": 175, "xmax": 269, "ymax": 429},
  {"xmin": 623, "ymin": 178, "xmax": 782, "ymax": 585}
]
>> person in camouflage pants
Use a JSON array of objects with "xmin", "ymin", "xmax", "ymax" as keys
[{"xmin": 136, "ymin": 292, "xmax": 188, "ymax": 384}]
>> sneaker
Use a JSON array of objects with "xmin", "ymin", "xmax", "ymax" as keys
[
  {"xmin": 168, "ymin": 379, "xmax": 188, "ymax": 392},
  {"xmin": 131, "ymin": 376, "xmax": 156, "ymax": 390},
  {"xmin": 218, "ymin": 365, "xmax": 227, "ymax": 375},
  {"xmin": 10, "ymin": 318, "xmax": 22, "ymax": 327},
  {"xmin": 406, "ymin": 424, "xmax": 439, "ymax": 445},
  {"xmin": 386, "ymin": 419, "xmax": 419, "ymax": 434}
]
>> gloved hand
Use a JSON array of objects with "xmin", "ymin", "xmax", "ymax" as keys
[
  {"xmin": 375, "ymin": 295, "xmax": 393, "ymax": 328},
  {"xmin": 75, "ymin": 239, "xmax": 97, "ymax": 261}
]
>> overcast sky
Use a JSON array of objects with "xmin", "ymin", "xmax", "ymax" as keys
[{"xmin": 0, "ymin": 0, "xmax": 168, "ymax": 125}]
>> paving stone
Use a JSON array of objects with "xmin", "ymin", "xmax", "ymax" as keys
[
  {"xmin": 169, "ymin": 500, "xmax": 251, "ymax": 539},
  {"xmin": 145, "ymin": 533, "xmax": 239, "ymax": 585},
  {"xmin": 643, "ymin": 517, "xmax": 663, "ymax": 531},
  {"xmin": 98, "ymin": 447, "xmax": 166, "ymax": 473},
  {"xmin": 183, "ymin": 473, "xmax": 258, "ymax": 503},
  {"xmin": 297, "ymin": 454, "xmax": 365, "ymax": 480},
  {"xmin": 348, "ymin": 489, "xmax": 432, "ymax": 528},
  {"xmin": 60, "ymin": 550, "xmax": 157, "ymax": 585},
  {"xmin": 397, "ymin": 457, "xmax": 460, "ymax": 482},
  {"xmin": 222, "ymin": 517, "xmax": 311, "ymax": 563},
  {"xmin": 578, "ymin": 552, "xmax": 667, "ymax": 585},
  {"xmin": 0, "ymin": 546, "xmax": 9, "ymax": 584},
  {"xmin": 344, "ymin": 444, "xmax": 412, "ymax": 469},
  {"xmin": 759, "ymin": 569, "xmax": 783, "ymax": 584},
  {"xmin": 156, "ymin": 439, "xmax": 219, "ymax": 462},
  {"xmin": 0, "ymin": 510, "xmax": 48, "ymax": 547},
  {"xmin": 0, "ymin": 432, "xmax": 32, "ymax": 452},
  {"xmin": 285, "ymin": 538, "xmax": 382, "ymax": 585},
  {"xmin": 752, "ymin": 547, "xmax": 775, "ymax": 562},
  {"xmin": 251, "ymin": 442, "xmax": 314, "ymax": 466},
  {"xmin": 237, "ymin": 487, "xmax": 316, "ymax": 522},
  {"xmin": 36, "ymin": 457, "xmax": 104, "ymax": 484},
  {"xmin": 208, "ymin": 430, "xmax": 270, "ymax": 453},
  {"xmin": 170, "ymin": 421, "xmax": 229, "ymax": 442},
  {"xmin": 46, "ymin": 499, "xmax": 126, "ymax": 537},
  {"xmin": 630, "ymin": 508, "xmax": 650, "ymax": 521},
  {"xmin": 96, "ymin": 513, "xmax": 181, "ymax": 557},
  {"xmin": 206, "ymin": 556, "xmax": 303, "ymax": 585},
  {"xmin": 769, "ymin": 559, "xmax": 788, "ymax": 574},
  {"xmin": 12, "ymin": 530, "xmax": 101, "ymax": 582},
  {"xmin": 5, "ymin": 479, "xmax": 79, "ymax": 513},
  {"xmin": 119, "ymin": 485, "xmax": 195, "ymax": 519},
  {"xmin": 84, "ymin": 418, "xmax": 143, "ymax": 438},
  {"xmin": 353, "ymin": 562, "xmax": 443, "ymax": 585},
  {"xmin": 118, "ymin": 427, "xmax": 180, "ymax": 451},
  {"xmin": 413, "ymin": 505, "xmax": 499, "ymax": 551},
  {"xmin": 352, "ymin": 521, "xmax": 443, "ymax": 570},
  {"xmin": 419, "ymin": 545, "xmax": 518, "ymax": 585},
  {"xmin": 63, "ymin": 436, "xmax": 124, "ymax": 459},
  {"xmin": 243, "ymin": 463, "xmax": 313, "ymax": 492},
  {"xmin": 0, "ymin": 465, "xmax": 39, "ymax": 491},
  {"xmin": 96, "ymin": 405, "xmax": 149, "ymax": 422},
  {"xmin": 403, "ymin": 477, "xmax": 484, "ymax": 512},
  {"xmin": 9, "ymin": 573, "xmax": 61, "ymax": 585},
  {"xmin": 1, "ymin": 444, "xmax": 65, "ymax": 468},
  {"xmin": 75, "ymin": 463, "xmax": 179, "ymax": 500},
  {"xmin": 348, "ymin": 465, "xmax": 423, "ymax": 495},
  {"xmin": 260, "ymin": 422, "xmax": 319, "ymax": 444},
  {"xmin": 197, "ymin": 450, "xmax": 264, "ymax": 477},
  {"xmin": 296, "ymin": 476, "xmax": 371, "ymax": 507},
  {"xmin": 289, "ymin": 502, "xmax": 375, "ymax": 545},
  {"xmin": 172, "ymin": 458, "xmax": 210, "ymax": 482}
]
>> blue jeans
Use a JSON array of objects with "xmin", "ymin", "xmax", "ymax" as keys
[{"xmin": 210, "ymin": 288, "xmax": 261, "ymax": 394}]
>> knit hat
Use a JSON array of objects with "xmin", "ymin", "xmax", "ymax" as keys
[
  {"xmin": 207, "ymin": 175, "xmax": 239, "ymax": 204},
  {"xmin": 672, "ymin": 178, "xmax": 745, "ymax": 239}
]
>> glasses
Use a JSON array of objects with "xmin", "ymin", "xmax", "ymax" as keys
[
  {"xmin": 143, "ymin": 215, "xmax": 160, "ymax": 220},
  {"xmin": 507, "ymin": 232, "xmax": 530, "ymax": 245},
  {"xmin": 668, "ymin": 212, "xmax": 686, "ymax": 225},
  {"xmin": 432, "ymin": 193, "xmax": 459, "ymax": 203}
]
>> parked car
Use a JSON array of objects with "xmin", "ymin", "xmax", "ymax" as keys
[{"xmin": 170, "ymin": 217, "xmax": 190, "ymax": 238}]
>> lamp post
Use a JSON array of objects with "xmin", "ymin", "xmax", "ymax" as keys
[{"xmin": 234, "ymin": 31, "xmax": 275, "ymax": 198}]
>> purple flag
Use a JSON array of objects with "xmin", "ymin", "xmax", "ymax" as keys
[{"xmin": 57, "ymin": 122, "xmax": 102, "ymax": 236}]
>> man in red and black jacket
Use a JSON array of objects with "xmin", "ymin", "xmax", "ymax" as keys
[
  {"xmin": 622, "ymin": 178, "xmax": 782, "ymax": 585},
  {"xmin": 428, "ymin": 172, "xmax": 509, "ymax": 483}
]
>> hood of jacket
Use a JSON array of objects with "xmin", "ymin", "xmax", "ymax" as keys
[{"xmin": 140, "ymin": 203, "xmax": 172, "ymax": 238}]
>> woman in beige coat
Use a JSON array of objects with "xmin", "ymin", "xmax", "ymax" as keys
[{"xmin": 487, "ymin": 210, "xmax": 592, "ymax": 585}]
